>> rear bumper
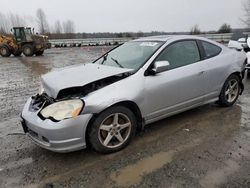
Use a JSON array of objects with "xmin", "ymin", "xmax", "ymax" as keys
[{"xmin": 21, "ymin": 98, "xmax": 93, "ymax": 153}]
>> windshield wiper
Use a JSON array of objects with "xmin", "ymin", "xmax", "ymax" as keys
[
  {"xmin": 111, "ymin": 57, "xmax": 124, "ymax": 68},
  {"xmin": 101, "ymin": 54, "xmax": 108, "ymax": 64}
]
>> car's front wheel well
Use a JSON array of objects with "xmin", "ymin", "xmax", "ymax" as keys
[
  {"xmin": 85, "ymin": 101, "xmax": 143, "ymax": 148},
  {"xmin": 231, "ymin": 72, "xmax": 241, "ymax": 79},
  {"xmin": 111, "ymin": 101, "xmax": 144, "ymax": 131}
]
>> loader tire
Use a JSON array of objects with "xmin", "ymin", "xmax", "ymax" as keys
[
  {"xmin": 0, "ymin": 46, "xmax": 11, "ymax": 57},
  {"xmin": 22, "ymin": 44, "xmax": 34, "ymax": 57}
]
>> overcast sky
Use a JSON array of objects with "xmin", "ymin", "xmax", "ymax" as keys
[{"xmin": 0, "ymin": 0, "xmax": 246, "ymax": 33}]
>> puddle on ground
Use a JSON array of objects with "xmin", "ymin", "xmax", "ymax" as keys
[
  {"xmin": 110, "ymin": 139, "xmax": 201, "ymax": 187},
  {"xmin": 17, "ymin": 58, "xmax": 51, "ymax": 76},
  {"xmin": 199, "ymin": 160, "xmax": 240, "ymax": 188},
  {"xmin": 110, "ymin": 151, "xmax": 175, "ymax": 187}
]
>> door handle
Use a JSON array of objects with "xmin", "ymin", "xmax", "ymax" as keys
[{"xmin": 198, "ymin": 71, "xmax": 205, "ymax": 75}]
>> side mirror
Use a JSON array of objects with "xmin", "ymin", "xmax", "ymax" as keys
[
  {"xmin": 152, "ymin": 61, "xmax": 170, "ymax": 74},
  {"xmin": 32, "ymin": 28, "xmax": 35, "ymax": 34},
  {"xmin": 10, "ymin": 29, "xmax": 13, "ymax": 34}
]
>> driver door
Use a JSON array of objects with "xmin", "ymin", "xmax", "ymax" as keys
[
  {"xmin": 144, "ymin": 40, "xmax": 206, "ymax": 122},
  {"xmin": 14, "ymin": 28, "xmax": 25, "ymax": 42}
]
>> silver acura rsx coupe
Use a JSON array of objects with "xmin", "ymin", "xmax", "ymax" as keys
[{"xmin": 21, "ymin": 35, "xmax": 248, "ymax": 153}]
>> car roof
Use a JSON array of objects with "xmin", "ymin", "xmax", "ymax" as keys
[{"xmin": 134, "ymin": 35, "xmax": 213, "ymax": 42}]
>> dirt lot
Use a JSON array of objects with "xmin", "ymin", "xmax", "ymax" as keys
[{"xmin": 0, "ymin": 47, "xmax": 250, "ymax": 188}]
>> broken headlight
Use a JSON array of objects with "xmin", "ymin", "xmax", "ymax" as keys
[{"xmin": 40, "ymin": 99, "xmax": 84, "ymax": 121}]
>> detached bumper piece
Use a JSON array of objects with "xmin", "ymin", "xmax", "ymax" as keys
[{"xmin": 20, "ymin": 118, "xmax": 28, "ymax": 133}]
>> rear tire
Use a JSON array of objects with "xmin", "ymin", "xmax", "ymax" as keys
[
  {"xmin": 218, "ymin": 74, "xmax": 240, "ymax": 107},
  {"xmin": 22, "ymin": 44, "xmax": 34, "ymax": 57},
  {"xmin": 88, "ymin": 106, "xmax": 137, "ymax": 154},
  {"xmin": 35, "ymin": 50, "xmax": 44, "ymax": 56},
  {"xmin": 0, "ymin": 46, "xmax": 11, "ymax": 57}
]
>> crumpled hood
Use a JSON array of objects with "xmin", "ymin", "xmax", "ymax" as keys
[{"xmin": 41, "ymin": 63, "xmax": 132, "ymax": 98}]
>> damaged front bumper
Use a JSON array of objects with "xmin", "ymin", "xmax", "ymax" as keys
[{"xmin": 21, "ymin": 97, "xmax": 93, "ymax": 153}]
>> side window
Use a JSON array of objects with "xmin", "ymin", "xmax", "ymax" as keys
[
  {"xmin": 201, "ymin": 41, "xmax": 221, "ymax": 59},
  {"xmin": 14, "ymin": 29, "xmax": 21, "ymax": 41},
  {"xmin": 156, "ymin": 40, "xmax": 200, "ymax": 70}
]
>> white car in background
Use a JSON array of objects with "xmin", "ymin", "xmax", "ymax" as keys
[{"xmin": 228, "ymin": 39, "xmax": 250, "ymax": 71}]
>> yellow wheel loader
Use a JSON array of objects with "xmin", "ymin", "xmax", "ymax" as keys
[{"xmin": 0, "ymin": 27, "xmax": 51, "ymax": 57}]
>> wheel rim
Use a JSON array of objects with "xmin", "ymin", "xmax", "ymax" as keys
[
  {"xmin": 225, "ymin": 79, "xmax": 239, "ymax": 103},
  {"xmin": 24, "ymin": 47, "xmax": 31, "ymax": 55},
  {"xmin": 98, "ymin": 113, "xmax": 132, "ymax": 148},
  {"xmin": 1, "ymin": 48, "xmax": 7, "ymax": 55}
]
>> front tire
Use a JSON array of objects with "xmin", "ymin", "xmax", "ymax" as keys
[
  {"xmin": 22, "ymin": 44, "xmax": 34, "ymax": 57},
  {"xmin": 218, "ymin": 74, "xmax": 240, "ymax": 107},
  {"xmin": 0, "ymin": 46, "xmax": 11, "ymax": 57},
  {"xmin": 88, "ymin": 106, "xmax": 137, "ymax": 154}
]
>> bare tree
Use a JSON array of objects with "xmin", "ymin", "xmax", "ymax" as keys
[
  {"xmin": 36, "ymin": 8, "xmax": 50, "ymax": 34},
  {"xmin": 62, "ymin": 20, "xmax": 75, "ymax": 34},
  {"xmin": 136, "ymin": 31, "xmax": 144, "ymax": 37},
  {"xmin": 54, "ymin": 20, "xmax": 62, "ymax": 34},
  {"xmin": 218, "ymin": 23, "xmax": 232, "ymax": 33},
  {"xmin": 8, "ymin": 13, "xmax": 26, "ymax": 27},
  {"xmin": 241, "ymin": 0, "xmax": 250, "ymax": 27},
  {"xmin": 0, "ymin": 12, "xmax": 11, "ymax": 34},
  {"xmin": 62, "ymin": 20, "xmax": 75, "ymax": 38},
  {"xmin": 190, "ymin": 24, "xmax": 201, "ymax": 35}
]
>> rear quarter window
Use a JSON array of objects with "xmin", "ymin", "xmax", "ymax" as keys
[{"xmin": 201, "ymin": 41, "xmax": 222, "ymax": 59}]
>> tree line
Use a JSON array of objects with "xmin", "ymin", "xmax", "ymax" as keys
[
  {"xmin": 0, "ymin": 8, "xmax": 75, "ymax": 38},
  {"xmin": 190, "ymin": 23, "xmax": 233, "ymax": 35}
]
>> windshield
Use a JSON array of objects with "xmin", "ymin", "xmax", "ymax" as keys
[
  {"xmin": 94, "ymin": 41, "xmax": 163, "ymax": 70},
  {"xmin": 24, "ymin": 28, "xmax": 32, "ymax": 40}
]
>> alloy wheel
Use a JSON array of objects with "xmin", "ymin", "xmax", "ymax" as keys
[
  {"xmin": 98, "ymin": 113, "xmax": 132, "ymax": 148},
  {"xmin": 225, "ymin": 79, "xmax": 239, "ymax": 103}
]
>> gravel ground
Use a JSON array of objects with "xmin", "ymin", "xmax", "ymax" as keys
[{"xmin": 0, "ymin": 47, "xmax": 249, "ymax": 188}]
